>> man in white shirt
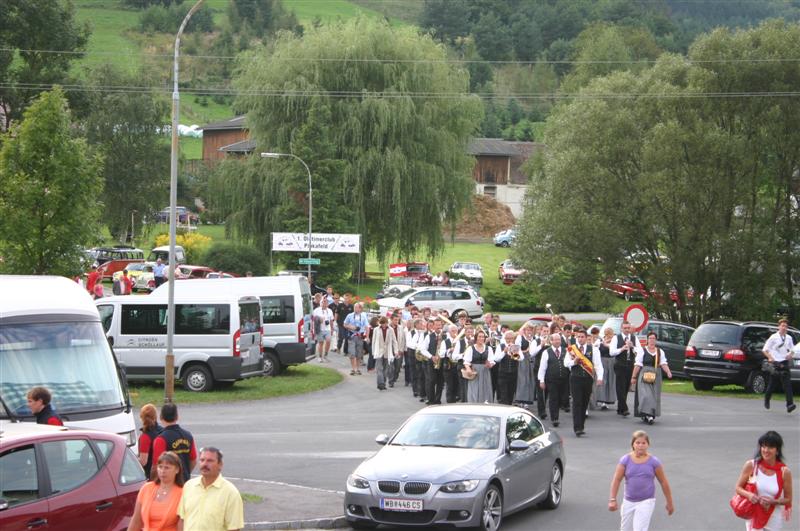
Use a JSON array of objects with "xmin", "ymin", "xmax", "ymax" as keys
[
  {"xmin": 564, "ymin": 329, "xmax": 603, "ymax": 437},
  {"xmin": 312, "ymin": 297, "xmax": 334, "ymax": 363},
  {"xmin": 762, "ymin": 318, "xmax": 796, "ymax": 413},
  {"xmin": 610, "ymin": 321, "xmax": 641, "ymax": 417}
]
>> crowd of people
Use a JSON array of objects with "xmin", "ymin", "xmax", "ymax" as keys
[{"xmin": 308, "ymin": 288, "xmax": 681, "ymax": 437}]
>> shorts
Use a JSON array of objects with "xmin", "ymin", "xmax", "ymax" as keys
[
  {"xmin": 348, "ymin": 336, "xmax": 364, "ymax": 358},
  {"xmin": 317, "ymin": 330, "xmax": 331, "ymax": 341}
]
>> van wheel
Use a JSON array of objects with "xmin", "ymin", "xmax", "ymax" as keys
[
  {"xmin": 263, "ymin": 351, "xmax": 282, "ymax": 377},
  {"xmin": 745, "ymin": 371, "xmax": 767, "ymax": 394},
  {"xmin": 692, "ymin": 379, "xmax": 714, "ymax": 391},
  {"xmin": 182, "ymin": 364, "xmax": 214, "ymax": 392}
]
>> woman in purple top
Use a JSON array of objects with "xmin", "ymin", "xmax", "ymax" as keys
[{"xmin": 609, "ymin": 430, "xmax": 675, "ymax": 530}]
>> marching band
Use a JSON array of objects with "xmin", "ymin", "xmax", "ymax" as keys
[{"xmin": 331, "ymin": 298, "xmax": 655, "ymax": 437}]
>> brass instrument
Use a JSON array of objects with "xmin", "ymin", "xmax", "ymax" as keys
[
  {"xmin": 509, "ymin": 344, "xmax": 521, "ymax": 361},
  {"xmin": 440, "ymin": 330, "xmax": 465, "ymax": 371},
  {"xmin": 568, "ymin": 344, "xmax": 594, "ymax": 377},
  {"xmin": 415, "ymin": 348, "xmax": 425, "ymax": 362}
]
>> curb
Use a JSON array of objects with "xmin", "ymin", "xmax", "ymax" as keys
[{"xmin": 245, "ymin": 516, "xmax": 349, "ymax": 530}]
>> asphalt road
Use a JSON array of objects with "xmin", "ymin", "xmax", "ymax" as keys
[{"xmin": 177, "ymin": 354, "xmax": 799, "ymax": 530}]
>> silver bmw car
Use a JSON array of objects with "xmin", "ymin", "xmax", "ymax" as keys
[{"xmin": 344, "ymin": 404, "xmax": 565, "ymax": 530}]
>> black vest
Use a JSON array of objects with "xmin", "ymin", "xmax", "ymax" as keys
[
  {"xmin": 544, "ymin": 346, "xmax": 569, "ymax": 380},
  {"xmin": 616, "ymin": 334, "xmax": 637, "ymax": 366},
  {"xmin": 35, "ymin": 404, "xmax": 62, "ymax": 425},
  {"xmin": 570, "ymin": 343, "xmax": 594, "ymax": 379},
  {"xmin": 471, "ymin": 345, "xmax": 490, "ymax": 365},
  {"xmin": 142, "ymin": 424, "xmax": 164, "ymax": 478},
  {"xmin": 158, "ymin": 424, "xmax": 195, "ymax": 481},
  {"xmin": 642, "ymin": 348, "xmax": 662, "ymax": 368},
  {"xmin": 519, "ymin": 336, "xmax": 530, "ymax": 353},
  {"xmin": 444, "ymin": 337, "xmax": 466, "ymax": 359},
  {"xmin": 497, "ymin": 342, "xmax": 519, "ymax": 374},
  {"xmin": 429, "ymin": 332, "xmax": 441, "ymax": 356}
]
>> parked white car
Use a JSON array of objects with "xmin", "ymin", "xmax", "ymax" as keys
[
  {"xmin": 377, "ymin": 287, "xmax": 483, "ymax": 318},
  {"xmin": 449, "ymin": 261, "xmax": 483, "ymax": 285}
]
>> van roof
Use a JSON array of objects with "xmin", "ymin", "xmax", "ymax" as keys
[
  {"xmin": 0, "ymin": 275, "xmax": 99, "ymax": 320},
  {"xmin": 149, "ymin": 276, "xmax": 309, "ymax": 298},
  {"xmin": 98, "ymin": 294, "xmax": 259, "ymax": 304}
]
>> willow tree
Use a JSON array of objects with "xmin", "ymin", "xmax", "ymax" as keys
[{"xmin": 228, "ymin": 16, "xmax": 483, "ymax": 264}]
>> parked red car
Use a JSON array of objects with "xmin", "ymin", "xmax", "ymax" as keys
[
  {"xmin": 388, "ymin": 262, "xmax": 432, "ymax": 284},
  {"xmin": 0, "ymin": 423, "xmax": 145, "ymax": 531},
  {"xmin": 92, "ymin": 247, "xmax": 145, "ymax": 280},
  {"xmin": 498, "ymin": 259, "xmax": 526, "ymax": 285},
  {"xmin": 601, "ymin": 276, "xmax": 648, "ymax": 301}
]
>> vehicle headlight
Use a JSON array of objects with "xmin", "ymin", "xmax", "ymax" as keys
[
  {"xmin": 347, "ymin": 474, "xmax": 370, "ymax": 489},
  {"xmin": 440, "ymin": 480, "xmax": 480, "ymax": 493},
  {"xmin": 121, "ymin": 430, "xmax": 137, "ymax": 447}
]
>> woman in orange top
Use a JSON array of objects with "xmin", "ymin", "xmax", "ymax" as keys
[{"xmin": 127, "ymin": 451, "xmax": 184, "ymax": 531}]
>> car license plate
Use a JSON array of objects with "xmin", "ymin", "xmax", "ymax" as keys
[
  {"xmin": 380, "ymin": 498, "xmax": 423, "ymax": 512},
  {"xmin": 700, "ymin": 349, "xmax": 720, "ymax": 358}
]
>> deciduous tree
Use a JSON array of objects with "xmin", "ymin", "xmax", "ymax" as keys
[{"xmin": 0, "ymin": 88, "xmax": 103, "ymax": 275}]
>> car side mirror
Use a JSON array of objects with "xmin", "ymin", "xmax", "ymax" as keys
[
  {"xmin": 375, "ymin": 434, "xmax": 389, "ymax": 446},
  {"xmin": 0, "ymin": 498, "xmax": 9, "ymax": 511},
  {"xmin": 107, "ymin": 335, "xmax": 114, "ymax": 347},
  {"xmin": 509, "ymin": 439, "xmax": 530, "ymax": 452}
]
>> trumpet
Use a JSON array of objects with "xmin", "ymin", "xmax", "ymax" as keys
[
  {"xmin": 508, "ymin": 344, "xmax": 521, "ymax": 361},
  {"xmin": 415, "ymin": 348, "xmax": 425, "ymax": 362},
  {"xmin": 433, "ymin": 355, "xmax": 441, "ymax": 370}
]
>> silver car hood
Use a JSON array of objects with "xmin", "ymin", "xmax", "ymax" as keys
[{"xmin": 357, "ymin": 446, "xmax": 498, "ymax": 483}]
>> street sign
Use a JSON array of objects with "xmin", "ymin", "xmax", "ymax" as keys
[
  {"xmin": 623, "ymin": 304, "xmax": 649, "ymax": 332},
  {"xmin": 299, "ymin": 258, "xmax": 321, "ymax": 266}
]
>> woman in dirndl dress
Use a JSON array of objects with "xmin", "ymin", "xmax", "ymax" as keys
[
  {"xmin": 595, "ymin": 327, "xmax": 617, "ymax": 410},
  {"xmin": 513, "ymin": 322, "xmax": 537, "ymax": 407},
  {"xmin": 632, "ymin": 331, "xmax": 673, "ymax": 425},
  {"xmin": 464, "ymin": 329, "xmax": 495, "ymax": 403}
]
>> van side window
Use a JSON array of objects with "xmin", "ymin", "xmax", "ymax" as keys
[
  {"xmin": 121, "ymin": 305, "xmax": 168, "ymax": 335},
  {"xmin": 261, "ymin": 296, "xmax": 295, "ymax": 324},
  {"xmin": 177, "ymin": 304, "xmax": 231, "ymax": 335}
]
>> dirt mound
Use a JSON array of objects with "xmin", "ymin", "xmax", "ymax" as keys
[{"xmin": 453, "ymin": 195, "xmax": 516, "ymax": 238}]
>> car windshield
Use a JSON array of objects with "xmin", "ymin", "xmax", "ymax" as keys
[
  {"xmin": 0, "ymin": 322, "xmax": 126, "ymax": 418},
  {"xmin": 392, "ymin": 289, "xmax": 416, "ymax": 299},
  {"xmin": 127, "ymin": 263, "xmax": 145, "ymax": 272},
  {"xmin": 457, "ymin": 263, "xmax": 479, "ymax": 270},
  {"xmin": 692, "ymin": 323, "xmax": 740, "ymax": 345},
  {"xmin": 390, "ymin": 414, "xmax": 500, "ymax": 450},
  {"xmin": 407, "ymin": 264, "xmax": 429, "ymax": 274}
]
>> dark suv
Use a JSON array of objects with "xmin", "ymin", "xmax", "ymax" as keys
[{"xmin": 684, "ymin": 321, "xmax": 800, "ymax": 393}]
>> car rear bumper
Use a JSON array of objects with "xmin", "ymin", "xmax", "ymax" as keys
[
  {"xmin": 276, "ymin": 342, "xmax": 309, "ymax": 365},
  {"xmin": 344, "ymin": 484, "xmax": 485, "ymax": 527},
  {"xmin": 684, "ymin": 359, "xmax": 751, "ymax": 384}
]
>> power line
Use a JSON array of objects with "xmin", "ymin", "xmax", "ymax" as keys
[
  {"xmin": 2, "ymin": 82, "xmax": 798, "ymax": 101},
  {"xmin": 3, "ymin": 47, "xmax": 800, "ymax": 66}
]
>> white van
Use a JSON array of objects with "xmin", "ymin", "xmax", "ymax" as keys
[
  {"xmin": 151, "ymin": 276, "xmax": 313, "ymax": 376},
  {"xmin": 0, "ymin": 276, "xmax": 136, "ymax": 445},
  {"xmin": 97, "ymin": 294, "xmax": 263, "ymax": 392}
]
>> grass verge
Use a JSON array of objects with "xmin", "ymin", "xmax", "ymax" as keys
[
  {"xmin": 128, "ymin": 364, "xmax": 342, "ymax": 407},
  {"xmin": 662, "ymin": 380, "xmax": 790, "ymax": 400}
]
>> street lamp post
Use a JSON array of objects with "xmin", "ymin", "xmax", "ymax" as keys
[
  {"xmin": 165, "ymin": 0, "xmax": 204, "ymax": 404},
  {"xmin": 260, "ymin": 152, "xmax": 313, "ymax": 280}
]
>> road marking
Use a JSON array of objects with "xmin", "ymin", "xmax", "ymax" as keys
[{"xmin": 226, "ymin": 475, "xmax": 344, "ymax": 495}]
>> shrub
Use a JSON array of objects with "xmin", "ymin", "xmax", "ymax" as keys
[
  {"xmin": 202, "ymin": 242, "xmax": 269, "ymax": 276},
  {"xmin": 154, "ymin": 232, "xmax": 211, "ymax": 264},
  {"xmin": 482, "ymin": 281, "xmax": 542, "ymax": 313}
]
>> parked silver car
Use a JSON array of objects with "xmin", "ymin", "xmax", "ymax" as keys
[{"xmin": 344, "ymin": 404, "xmax": 565, "ymax": 530}]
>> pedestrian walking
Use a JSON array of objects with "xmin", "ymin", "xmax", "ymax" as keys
[
  {"xmin": 612, "ymin": 320, "xmax": 640, "ymax": 417},
  {"xmin": 596, "ymin": 327, "xmax": 617, "ymax": 410},
  {"xmin": 127, "ymin": 451, "xmax": 183, "ymax": 531},
  {"xmin": 137, "ymin": 403, "xmax": 163, "ymax": 480},
  {"xmin": 178, "ymin": 447, "xmax": 244, "ymax": 531},
  {"xmin": 632, "ymin": 332, "xmax": 673, "ymax": 425},
  {"xmin": 371, "ymin": 316, "xmax": 398, "ymax": 391},
  {"xmin": 609, "ymin": 430, "xmax": 674, "ymax": 531},
  {"xmin": 440, "ymin": 324, "xmax": 465, "ymax": 403},
  {"xmin": 565, "ymin": 328, "xmax": 603, "ymax": 437},
  {"xmin": 388, "ymin": 311, "xmax": 406, "ymax": 387},
  {"xmin": 344, "ymin": 303, "xmax": 369, "ymax": 376},
  {"xmin": 26, "ymin": 386, "xmax": 63, "ymax": 426},
  {"xmin": 762, "ymin": 319, "xmax": 796, "ymax": 413},
  {"xmin": 420, "ymin": 318, "xmax": 445, "ymax": 404},
  {"xmin": 494, "ymin": 330, "xmax": 520, "ymax": 405},
  {"xmin": 312, "ymin": 297, "xmax": 334, "ymax": 363},
  {"xmin": 733, "ymin": 430, "xmax": 793, "ymax": 531},
  {"xmin": 152, "ymin": 403, "xmax": 197, "ymax": 482},
  {"xmin": 86, "ymin": 264, "xmax": 101, "ymax": 295},
  {"xmin": 335, "ymin": 294, "xmax": 354, "ymax": 356},
  {"xmin": 464, "ymin": 329, "xmax": 494, "ymax": 403},
  {"xmin": 538, "ymin": 333, "xmax": 570, "ymax": 428},
  {"xmin": 153, "ymin": 258, "xmax": 167, "ymax": 288}
]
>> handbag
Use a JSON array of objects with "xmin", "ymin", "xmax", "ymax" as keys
[
  {"xmin": 642, "ymin": 349, "xmax": 659, "ymax": 384},
  {"xmin": 730, "ymin": 459, "xmax": 758, "ymax": 519}
]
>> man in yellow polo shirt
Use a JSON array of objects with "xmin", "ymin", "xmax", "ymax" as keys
[{"xmin": 178, "ymin": 447, "xmax": 244, "ymax": 531}]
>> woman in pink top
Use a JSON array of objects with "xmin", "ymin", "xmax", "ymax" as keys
[
  {"xmin": 128, "ymin": 451, "xmax": 184, "ymax": 531},
  {"xmin": 608, "ymin": 430, "xmax": 674, "ymax": 530}
]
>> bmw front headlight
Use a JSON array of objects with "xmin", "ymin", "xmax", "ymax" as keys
[
  {"xmin": 347, "ymin": 474, "xmax": 370, "ymax": 489},
  {"xmin": 440, "ymin": 480, "xmax": 480, "ymax": 493}
]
